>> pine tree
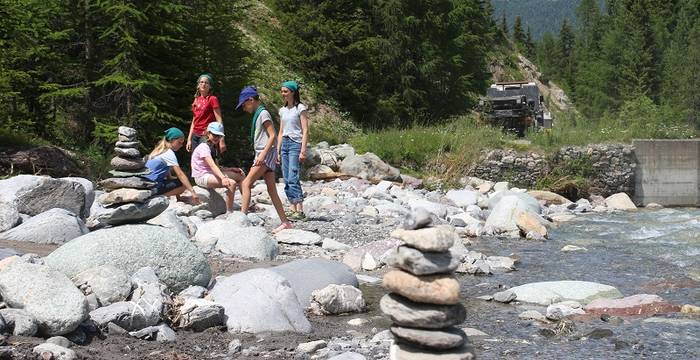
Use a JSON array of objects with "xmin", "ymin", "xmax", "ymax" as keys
[
  {"xmin": 512, "ymin": 16, "xmax": 525, "ymax": 47},
  {"xmin": 500, "ymin": 10, "xmax": 508, "ymax": 37},
  {"xmin": 525, "ymin": 27, "xmax": 535, "ymax": 57}
]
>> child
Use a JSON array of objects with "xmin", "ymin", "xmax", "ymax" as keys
[
  {"xmin": 276, "ymin": 80, "xmax": 309, "ymax": 220},
  {"xmin": 236, "ymin": 86, "xmax": 292, "ymax": 233},
  {"xmin": 145, "ymin": 127, "xmax": 200, "ymax": 204},
  {"xmin": 186, "ymin": 73, "xmax": 226, "ymax": 154},
  {"xmin": 190, "ymin": 122, "xmax": 244, "ymax": 212}
]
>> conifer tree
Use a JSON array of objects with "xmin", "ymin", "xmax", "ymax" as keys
[{"xmin": 512, "ymin": 16, "xmax": 525, "ymax": 47}]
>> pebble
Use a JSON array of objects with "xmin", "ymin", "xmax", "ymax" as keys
[
  {"xmin": 560, "ymin": 245, "xmax": 588, "ymax": 252},
  {"xmin": 347, "ymin": 318, "xmax": 369, "ymax": 326},
  {"xmin": 296, "ymin": 340, "xmax": 327, "ymax": 354},
  {"xmin": 518, "ymin": 310, "xmax": 548, "ymax": 322},
  {"xmin": 681, "ymin": 304, "xmax": 700, "ymax": 314},
  {"xmin": 492, "ymin": 290, "xmax": 516, "ymax": 303}
]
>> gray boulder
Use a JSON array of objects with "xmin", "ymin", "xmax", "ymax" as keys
[
  {"xmin": 0, "ymin": 308, "xmax": 39, "ymax": 336},
  {"xmin": 487, "ymin": 191, "xmax": 540, "ymax": 213},
  {"xmin": 0, "ymin": 175, "xmax": 86, "ymax": 217},
  {"xmin": 0, "ymin": 202, "xmax": 20, "ymax": 232},
  {"xmin": 129, "ymin": 267, "xmax": 170, "ymax": 327},
  {"xmin": 508, "ymin": 281, "xmax": 624, "ymax": 306},
  {"xmin": 61, "ymin": 177, "xmax": 95, "ymax": 218},
  {"xmin": 89, "ymin": 195, "xmax": 169, "ymax": 226},
  {"xmin": 485, "ymin": 195, "xmax": 544, "ymax": 235},
  {"xmin": 209, "ymin": 268, "xmax": 311, "ymax": 333},
  {"xmin": 0, "ymin": 261, "xmax": 88, "ymax": 335},
  {"xmin": 45, "ymin": 224, "xmax": 211, "ymax": 292},
  {"xmin": 211, "ymin": 224, "xmax": 278, "ymax": 260},
  {"xmin": 72, "ymin": 265, "xmax": 132, "ymax": 307},
  {"xmin": 275, "ymin": 229, "xmax": 323, "ymax": 245},
  {"xmin": 146, "ymin": 209, "xmax": 189, "ymax": 238},
  {"xmin": 271, "ymin": 258, "xmax": 358, "ymax": 306},
  {"xmin": 190, "ymin": 187, "xmax": 227, "ymax": 217},
  {"xmin": 339, "ymin": 153, "xmax": 401, "ymax": 182},
  {"xmin": 0, "ymin": 208, "xmax": 88, "ymax": 244},
  {"xmin": 445, "ymin": 189, "xmax": 479, "ymax": 208}
]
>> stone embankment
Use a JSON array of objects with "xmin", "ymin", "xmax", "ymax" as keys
[{"xmin": 469, "ymin": 144, "xmax": 635, "ymax": 196}]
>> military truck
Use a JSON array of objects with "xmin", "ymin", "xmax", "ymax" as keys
[{"xmin": 478, "ymin": 81, "xmax": 549, "ymax": 136}]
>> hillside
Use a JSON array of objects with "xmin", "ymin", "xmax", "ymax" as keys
[{"xmin": 491, "ymin": 0, "xmax": 603, "ymax": 39}]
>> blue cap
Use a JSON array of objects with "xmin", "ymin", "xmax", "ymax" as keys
[
  {"xmin": 207, "ymin": 122, "xmax": 225, "ymax": 136},
  {"xmin": 236, "ymin": 86, "xmax": 258, "ymax": 110}
]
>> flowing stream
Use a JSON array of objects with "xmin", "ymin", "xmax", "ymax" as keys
[{"xmin": 362, "ymin": 208, "xmax": 700, "ymax": 359}]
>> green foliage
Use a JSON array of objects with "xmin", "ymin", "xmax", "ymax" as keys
[
  {"xmin": 491, "ymin": 0, "xmax": 594, "ymax": 40},
  {"xmin": 0, "ymin": 0, "xmax": 246, "ymax": 154},
  {"xmin": 535, "ymin": 154, "xmax": 594, "ymax": 197},
  {"xmin": 271, "ymin": 0, "xmax": 494, "ymax": 128}
]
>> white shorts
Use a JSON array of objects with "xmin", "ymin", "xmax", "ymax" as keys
[{"xmin": 194, "ymin": 174, "xmax": 213, "ymax": 188}]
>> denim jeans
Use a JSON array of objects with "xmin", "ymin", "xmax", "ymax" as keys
[{"xmin": 281, "ymin": 136, "xmax": 304, "ymax": 204}]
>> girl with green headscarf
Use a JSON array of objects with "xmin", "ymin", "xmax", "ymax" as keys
[
  {"xmin": 145, "ymin": 127, "xmax": 200, "ymax": 203},
  {"xmin": 186, "ymin": 73, "xmax": 226, "ymax": 155}
]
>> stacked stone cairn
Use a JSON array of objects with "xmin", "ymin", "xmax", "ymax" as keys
[
  {"xmin": 92, "ymin": 126, "xmax": 168, "ymax": 226},
  {"xmin": 381, "ymin": 209, "xmax": 475, "ymax": 360}
]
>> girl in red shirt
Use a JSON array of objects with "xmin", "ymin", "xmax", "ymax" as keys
[{"xmin": 186, "ymin": 73, "xmax": 227, "ymax": 154}]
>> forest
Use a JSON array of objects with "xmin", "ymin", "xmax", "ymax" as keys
[{"xmin": 1, "ymin": 0, "xmax": 697, "ymax": 178}]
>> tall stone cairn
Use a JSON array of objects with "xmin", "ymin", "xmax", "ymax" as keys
[
  {"xmin": 92, "ymin": 126, "xmax": 168, "ymax": 226},
  {"xmin": 381, "ymin": 209, "xmax": 476, "ymax": 360}
]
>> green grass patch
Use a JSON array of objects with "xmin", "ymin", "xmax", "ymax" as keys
[
  {"xmin": 0, "ymin": 128, "xmax": 47, "ymax": 147},
  {"xmin": 349, "ymin": 114, "xmax": 513, "ymax": 180}
]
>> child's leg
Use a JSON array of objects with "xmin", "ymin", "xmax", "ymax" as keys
[
  {"xmin": 264, "ymin": 170, "xmax": 289, "ymax": 223},
  {"xmin": 240, "ymin": 166, "xmax": 267, "ymax": 214}
]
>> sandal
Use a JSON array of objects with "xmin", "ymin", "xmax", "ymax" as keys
[
  {"xmin": 288, "ymin": 211, "xmax": 306, "ymax": 221},
  {"xmin": 272, "ymin": 221, "xmax": 294, "ymax": 234}
]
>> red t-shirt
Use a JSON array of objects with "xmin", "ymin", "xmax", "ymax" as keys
[{"xmin": 191, "ymin": 95, "xmax": 220, "ymax": 135}]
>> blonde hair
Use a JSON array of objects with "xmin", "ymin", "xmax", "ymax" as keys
[{"xmin": 148, "ymin": 138, "xmax": 171, "ymax": 159}]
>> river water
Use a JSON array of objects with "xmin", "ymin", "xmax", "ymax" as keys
[{"xmin": 362, "ymin": 208, "xmax": 700, "ymax": 359}]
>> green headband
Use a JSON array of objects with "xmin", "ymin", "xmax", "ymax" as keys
[
  {"xmin": 198, "ymin": 73, "xmax": 214, "ymax": 85},
  {"xmin": 164, "ymin": 127, "xmax": 184, "ymax": 141},
  {"xmin": 282, "ymin": 80, "xmax": 299, "ymax": 93}
]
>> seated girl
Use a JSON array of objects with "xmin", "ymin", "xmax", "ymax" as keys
[
  {"xmin": 145, "ymin": 127, "xmax": 200, "ymax": 204},
  {"xmin": 191, "ymin": 122, "xmax": 245, "ymax": 212}
]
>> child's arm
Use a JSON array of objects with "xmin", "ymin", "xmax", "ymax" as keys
[
  {"xmin": 299, "ymin": 110, "xmax": 309, "ymax": 162},
  {"xmin": 204, "ymin": 155, "xmax": 231, "ymax": 185},
  {"xmin": 186, "ymin": 116, "xmax": 196, "ymax": 152},
  {"xmin": 214, "ymin": 107, "xmax": 227, "ymax": 153},
  {"xmin": 171, "ymin": 165, "xmax": 200, "ymax": 204}
]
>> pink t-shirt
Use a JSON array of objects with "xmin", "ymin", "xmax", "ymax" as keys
[{"xmin": 191, "ymin": 143, "xmax": 214, "ymax": 178}]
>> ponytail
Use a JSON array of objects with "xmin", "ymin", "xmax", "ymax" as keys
[{"xmin": 148, "ymin": 138, "xmax": 171, "ymax": 159}]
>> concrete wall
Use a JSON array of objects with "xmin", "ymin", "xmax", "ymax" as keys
[{"xmin": 633, "ymin": 140, "xmax": 700, "ymax": 206}]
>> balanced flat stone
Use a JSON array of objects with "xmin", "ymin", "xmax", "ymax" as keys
[
  {"xmin": 386, "ymin": 245, "xmax": 459, "ymax": 275},
  {"xmin": 383, "ymin": 270, "xmax": 460, "ymax": 305},
  {"xmin": 99, "ymin": 188, "xmax": 153, "ymax": 206},
  {"xmin": 115, "ymin": 140, "xmax": 141, "ymax": 148},
  {"xmin": 108, "ymin": 169, "xmax": 151, "ymax": 177},
  {"xmin": 99, "ymin": 177, "xmax": 156, "ymax": 190},
  {"xmin": 391, "ymin": 326, "xmax": 466, "ymax": 350},
  {"xmin": 390, "ymin": 342, "xmax": 476, "ymax": 360},
  {"xmin": 118, "ymin": 126, "xmax": 137, "ymax": 138},
  {"xmin": 111, "ymin": 156, "xmax": 145, "ymax": 171},
  {"xmin": 114, "ymin": 147, "xmax": 141, "ymax": 158},
  {"xmin": 391, "ymin": 225, "xmax": 458, "ymax": 252},
  {"xmin": 380, "ymin": 293, "xmax": 465, "ymax": 329},
  {"xmin": 90, "ymin": 195, "xmax": 168, "ymax": 225}
]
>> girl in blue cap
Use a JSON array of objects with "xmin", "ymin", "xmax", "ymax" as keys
[
  {"xmin": 236, "ymin": 86, "xmax": 293, "ymax": 233},
  {"xmin": 276, "ymin": 80, "xmax": 308, "ymax": 220},
  {"xmin": 146, "ymin": 128, "xmax": 200, "ymax": 203},
  {"xmin": 191, "ymin": 122, "xmax": 245, "ymax": 212}
]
